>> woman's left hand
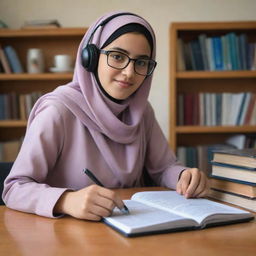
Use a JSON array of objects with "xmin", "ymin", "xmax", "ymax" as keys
[{"xmin": 176, "ymin": 168, "xmax": 209, "ymax": 198}]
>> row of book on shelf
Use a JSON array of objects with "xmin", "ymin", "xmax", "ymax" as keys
[
  {"xmin": 0, "ymin": 91, "xmax": 42, "ymax": 120},
  {"xmin": 178, "ymin": 92, "xmax": 256, "ymax": 126},
  {"xmin": 0, "ymin": 44, "xmax": 24, "ymax": 74},
  {"xmin": 177, "ymin": 32, "xmax": 256, "ymax": 71}
]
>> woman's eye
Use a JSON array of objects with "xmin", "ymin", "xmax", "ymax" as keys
[
  {"xmin": 136, "ymin": 59, "xmax": 147, "ymax": 67},
  {"xmin": 110, "ymin": 53, "xmax": 124, "ymax": 61}
]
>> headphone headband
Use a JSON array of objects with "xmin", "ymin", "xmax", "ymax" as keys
[
  {"xmin": 86, "ymin": 12, "xmax": 137, "ymax": 46},
  {"xmin": 81, "ymin": 12, "xmax": 138, "ymax": 72}
]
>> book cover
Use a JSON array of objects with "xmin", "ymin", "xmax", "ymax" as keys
[
  {"xmin": 198, "ymin": 34, "xmax": 209, "ymax": 70},
  {"xmin": 206, "ymin": 37, "xmax": 215, "ymax": 71},
  {"xmin": 103, "ymin": 191, "xmax": 253, "ymax": 237},
  {"xmin": 3, "ymin": 46, "xmax": 24, "ymax": 73},
  {"xmin": 209, "ymin": 189, "xmax": 256, "ymax": 212},
  {"xmin": 177, "ymin": 38, "xmax": 185, "ymax": 71},
  {"xmin": 210, "ymin": 177, "xmax": 256, "ymax": 198},
  {"xmin": 211, "ymin": 162, "xmax": 256, "ymax": 184},
  {"xmin": 212, "ymin": 37, "xmax": 223, "ymax": 70},
  {"xmin": 0, "ymin": 44, "xmax": 11, "ymax": 73},
  {"xmin": 190, "ymin": 39, "xmax": 204, "ymax": 70}
]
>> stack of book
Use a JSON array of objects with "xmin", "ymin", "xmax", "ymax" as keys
[{"xmin": 209, "ymin": 148, "xmax": 256, "ymax": 212}]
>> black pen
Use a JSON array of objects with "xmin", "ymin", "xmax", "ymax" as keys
[{"xmin": 83, "ymin": 168, "xmax": 130, "ymax": 215}]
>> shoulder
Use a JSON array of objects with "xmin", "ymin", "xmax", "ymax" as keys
[{"xmin": 29, "ymin": 99, "xmax": 75, "ymax": 129}]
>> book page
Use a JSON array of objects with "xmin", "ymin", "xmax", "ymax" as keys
[
  {"xmin": 131, "ymin": 191, "xmax": 251, "ymax": 225},
  {"xmin": 103, "ymin": 200, "xmax": 196, "ymax": 235}
]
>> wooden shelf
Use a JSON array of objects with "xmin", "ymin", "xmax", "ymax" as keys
[
  {"xmin": 0, "ymin": 120, "xmax": 27, "ymax": 127},
  {"xmin": 0, "ymin": 28, "xmax": 86, "ymax": 37},
  {"xmin": 176, "ymin": 70, "xmax": 256, "ymax": 79},
  {"xmin": 175, "ymin": 125, "xmax": 256, "ymax": 133},
  {"xmin": 0, "ymin": 73, "xmax": 73, "ymax": 81}
]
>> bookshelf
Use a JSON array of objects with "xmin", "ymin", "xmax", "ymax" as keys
[
  {"xmin": 0, "ymin": 27, "xmax": 86, "ymax": 141},
  {"xmin": 169, "ymin": 21, "xmax": 256, "ymax": 156}
]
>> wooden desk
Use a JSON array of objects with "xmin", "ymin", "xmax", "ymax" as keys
[{"xmin": 0, "ymin": 187, "xmax": 255, "ymax": 256}]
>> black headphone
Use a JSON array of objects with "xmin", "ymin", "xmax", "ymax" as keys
[{"xmin": 81, "ymin": 12, "xmax": 138, "ymax": 72}]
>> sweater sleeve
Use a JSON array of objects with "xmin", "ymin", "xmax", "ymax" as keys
[
  {"xmin": 2, "ymin": 102, "xmax": 69, "ymax": 218},
  {"xmin": 144, "ymin": 104, "xmax": 187, "ymax": 189}
]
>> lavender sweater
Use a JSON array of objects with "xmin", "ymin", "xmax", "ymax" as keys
[{"xmin": 2, "ymin": 100, "xmax": 185, "ymax": 218}]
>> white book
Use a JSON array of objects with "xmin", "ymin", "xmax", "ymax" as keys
[
  {"xmin": 230, "ymin": 93, "xmax": 245, "ymax": 125},
  {"xmin": 103, "ymin": 191, "xmax": 253, "ymax": 237}
]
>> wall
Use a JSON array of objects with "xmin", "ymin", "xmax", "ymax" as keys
[{"xmin": 0, "ymin": 0, "xmax": 256, "ymax": 139}]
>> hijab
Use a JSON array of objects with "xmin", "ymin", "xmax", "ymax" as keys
[
  {"xmin": 29, "ymin": 11, "xmax": 156, "ymax": 144},
  {"xmin": 28, "ymin": 11, "xmax": 156, "ymax": 186}
]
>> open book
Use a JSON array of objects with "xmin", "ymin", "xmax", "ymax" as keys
[{"xmin": 103, "ymin": 191, "xmax": 254, "ymax": 237}]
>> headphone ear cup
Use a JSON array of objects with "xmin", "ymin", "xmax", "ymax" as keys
[{"xmin": 81, "ymin": 44, "xmax": 99, "ymax": 72}]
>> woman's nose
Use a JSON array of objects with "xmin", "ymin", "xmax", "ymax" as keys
[{"xmin": 121, "ymin": 60, "xmax": 135, "ymax": 77}]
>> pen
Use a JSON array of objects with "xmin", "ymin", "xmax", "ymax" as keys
[{"xmin": 83, "ymin": 168, "xmax": 130, "ymax": 215}]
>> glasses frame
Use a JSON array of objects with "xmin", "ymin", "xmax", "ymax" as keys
[{"xmin": 100, "ymin": 49, "xmax": 157, "ymax": 76}]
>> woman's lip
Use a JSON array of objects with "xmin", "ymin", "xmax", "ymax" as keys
[{"xmin": 115, "ymin": 80, "xmax": 132, "ymax": 88}]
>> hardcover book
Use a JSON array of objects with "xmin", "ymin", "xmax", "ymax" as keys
[
  {"xmin": 103, "ymin": 191, "xmax": 253, "ymax": 237},
  {"xmin": 211, "ymin": 162, "xmax": 256, "ymax": 184},
  {"xmin": 210, "ymin": 177, "xmax": 256, "ymax": 198},
  {"xmin": 209, "ymin": 189, "xmax": 256, "ymax": 212},
  {"xmin": 212, "ymin": 148, "xmax": 256, "ymax": 168}
]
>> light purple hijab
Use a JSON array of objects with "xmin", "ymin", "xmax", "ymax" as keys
[{"xmin": 28, "ymin": 11, "xmax": 157, "ymax": 184}]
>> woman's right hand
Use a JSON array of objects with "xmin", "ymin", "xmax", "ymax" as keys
[{"xmin": 54, "ymin": 185, "xmax": 125, "ymax": 221}]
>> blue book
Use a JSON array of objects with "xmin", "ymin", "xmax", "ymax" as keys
[
  {"xmin": 3, "ymin": 46, "xmax": 24, "ymax": 73},
  {"xmin": 212, "ymin": 37, "xmax": 223, "ymax": 70},
  {"xmin": 191, "ymin": 39, "xmax": 204, "ymax": 70},
  {"xmin": 227, "ymin": 32, "xmax": 238, "ymax": 70},
  {"xmin": 238, "ymin": 34, "xmax": 248, "ymax": 70},
  {"xmin": 198, "ymin": 34, "xmax": 209, "ymax": 70}
]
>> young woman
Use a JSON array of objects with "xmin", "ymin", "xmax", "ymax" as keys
[{"xmin": 2, "ymin": 11, "xmax": 208, "ymax": 220}]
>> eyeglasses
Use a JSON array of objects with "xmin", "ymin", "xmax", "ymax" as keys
[{"xmin": 100, "ymin": 50, "xmax": 157, "ymax": 76}]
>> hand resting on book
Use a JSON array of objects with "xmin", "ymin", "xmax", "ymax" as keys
[{"xmin": 176, "ymin": 168, "xmax": 209, "ymax": 198}]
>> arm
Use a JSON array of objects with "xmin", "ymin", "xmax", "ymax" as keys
[
  {"xmin": 3, "ymin": 102, "xmax": 124, "ymax": 219},
  {"xmin": 144, "ymin": 104, "xmax": 209, "ymax": 197},
  {"xmin": 2, "ymin": 103, "xmax": 67, "ymax": 217}
]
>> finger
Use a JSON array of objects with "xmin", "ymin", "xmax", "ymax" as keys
[
  {"xmin": 196, "ymin": 178, "xmax": 210, "ymax": 198},
  {"xmin": 89, "ymin": 204, "xmax": 112, "ymax": 218},
  {"xmin": 85, "ymin": 212, "xmax": 102, "ymax": 221},
  {"xmin": 180, "ymin": 171, "xmax": 192, "ymax": 195},
  {"xmin": 94, "ymin": 194, "xmax": 116, "ymax": 211},
  {"xmin": 98, "ymin": 187, "xmax": 124, "ymax": 211},
  {"xmin": 193, "ymin": 176, "xmax": 206, "ymax": 197},
  {"xmin": 185, "ymin": 168, "xmax": 201, "ymax": 198},
  {"xmin": 176, "ymin": 180, "xmax": 182, "ymax": 194}
]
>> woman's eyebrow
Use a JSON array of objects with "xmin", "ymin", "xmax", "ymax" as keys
[{"xmin": 108, "ymin": 47, "xmax": 150, "ymax": 59}]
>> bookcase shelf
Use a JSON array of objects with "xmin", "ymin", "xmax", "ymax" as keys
[
  {"xmin": 0, "ymin": 73, "xmax": 73, "ymax": 80},
  {"xmin": 0, "ymin": 27, "xmax": 86, "ymax": 143},
  {"xmin": 0, "ymin": 120, "xmax": 26, "ymax": 127},
  {"xmin": 169, "ymin": 21, "xmax": 256, "ymax": 153},
  {"xmin": 176, "ymin": 125, "xmax": 256, "ymax": 133},
  {"xmin": 176, "ymin": 70, "xmax": 256, "ymax": 79}
]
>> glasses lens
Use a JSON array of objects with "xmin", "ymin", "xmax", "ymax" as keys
[
  {"xmin": 107, "ymin": 51, "xmax": 128, "ymax": 69},
  {"xmin": 135, "ymin": 59, "xmax": 156, "ymax": 76}
]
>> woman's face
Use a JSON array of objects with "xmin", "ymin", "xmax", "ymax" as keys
[{"xmin": 97, "ymin": 32, "xmax": 151, "ymax": 100}]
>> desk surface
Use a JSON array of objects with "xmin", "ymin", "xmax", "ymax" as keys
[{"xmin": 0, "ymin": 187, "xmax": 255, "ymax": 256}]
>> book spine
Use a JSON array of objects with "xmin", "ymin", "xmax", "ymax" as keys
[{"xmin": 3, "ymin": 46, "xmax": 24, "ymax": 73}]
